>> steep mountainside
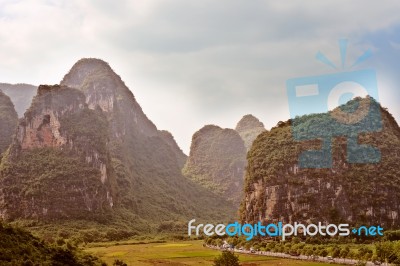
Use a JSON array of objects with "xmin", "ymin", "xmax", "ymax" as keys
[
  {"xmin": 159, "ymin": 130, "xmax": 187, "ymax": 169},
  {"xmin": 0, "ymin": 85, "xmax": 116, "ymax": 221},
  {"xmin": 0, "ymin": 83, "xmax": 37, "ymax": 117},
  {"xmin": 183, "ymin": 125, "xmax": 247, "ymax": 204},
  {"xmin": 0, "ymin": 59, "xmax": 234, "ymax": 230},
  {"xmin": 241, "ymin": 97, "xmax": 400, "ymax": 228},
  {"xmin": 0, "ymin": 91, "xmax": 18, "ymax": 156},
  {"xmin": 235, "ymin": 114, "xmax": 266, "ymax": 150},
  {"xmin": 58, "ymin": 58, "xmax": 234, "ymax": 223}
]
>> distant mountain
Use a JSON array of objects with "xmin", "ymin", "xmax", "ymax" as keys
[
  {"xmin": 235, "ymin": 114, "xmax": 266, "ymax": 150},
  {"xmin": 0, "ymin": 59, "xmax": 234, "ymax": 229},
  {"xmin": 241, "ymin": 97, "xmax": 400, "ymax": 228},
  {"xmin": 183, "ymin": 125, "xmax": 247, "ymax": 205},
  {"xmin": 183, "ymin": 115, "xmax": 266, "ymax": 204},
  {"xmin": 0, "ymin": 83, "xmax": 37, "ymax": 117}
]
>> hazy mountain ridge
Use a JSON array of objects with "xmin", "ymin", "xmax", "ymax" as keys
[
  {"xmin": 0, "ymin": 58, "xmax": 235, "ymax": 228},
  {"xmin": 183, "ymin": 115, "xmax": 266, "ymax": 205},
  {"xmin": 61, "ymin": 58, "xmax": 234, "ymax": 222},
  {"xmin": 183, "ymin": 125, "xmax": 247, "ymax": 204},
  {"xmin": 0, "ymin": 83, "xmax": 37, "ymax": 117},
  {"xmin": 235, "ymin": 114, "xmax": 266, "ymax": 150}
]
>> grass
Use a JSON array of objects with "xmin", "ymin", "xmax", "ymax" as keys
[
  {"xmin": 153, "ymin": 243, "xmax": 193, "ymax": 248},
  {"xmin": 85, "ymin": 240, "xmax": 337, "ymax": 265}
]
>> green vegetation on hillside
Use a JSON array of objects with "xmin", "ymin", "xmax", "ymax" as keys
[
  {"xmin": 0, "ymin": 148, "xmax": 112, "ymax": 221},
  {"xmin": 0, "ymin": 85, "xmax": 116, "ymax": 222},
  {"xmin": 0, "ymin": 91, "xmax": 18, "ymax": 155},
  {"xmin": 241, "ymin": 97, "xmax": 400, "ymax": 227},
  {"xmin": 60, "ymin": 106, "xmax": 109, "ymax": 157},
  {"xmin": 0, "ymin": 59, "xmax": 236, "ymax": 237},
  {"xmin": 0, "ymin": 221, "xmax": 105, "ymax": 266},
  {"xmin": 183, "ymin": 125, "xmax": 246, "ymax": 204},
  {"xmin": 59, "ymin": 58, "xmax": 237, "ymax": 225},
  {"xmin": 0, "ymin": 60, "xmax": 236, "ymax": 245},
  {"xmin": 109, "ymin": 122, "xmax": 236, "ymax": 223}
]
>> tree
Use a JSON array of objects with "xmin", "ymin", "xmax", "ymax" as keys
[
  {"xmin": 376, "ymin": 241, "xmax": 394, "ymax": 263},
  {"xmin": 340, "ymin": 246, "xmax": 350, "ymax": 259},
  {"xmin": 319, "ymin": 248, "xmax": 328, "ymax": 257},
  {"xmin": 213, "ymin": 251, "xmax": 240, "ymax": 266},
  {"xmin": 304, "ymin": 247, "xmax": 313, "ymax": 257},
  {"xmin": 113, "ymin": 259, "xmax": 127, "ymax": 266},
  {"xmin": 332, "ymin": 246, "xmax": 341, "ymax": 259}
]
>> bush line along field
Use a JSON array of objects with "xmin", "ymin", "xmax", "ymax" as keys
[
  {"xmin": 85, "ymin": 239, "xmax": 337, "ymax": 266},
  {"xmin": 205, "ymin": 234, "xmax": 400, "ymax": 265}
]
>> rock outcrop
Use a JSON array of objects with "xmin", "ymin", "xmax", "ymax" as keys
[
  {"xmin": 183, "ymin": 125, "xmax": 247, "ymax": 204},
  {"xmin": 241, "ymin": 97, "xmax": 400, "ymax": 228},
  {"xmin": 60, "ymin": 59, "xmax": 236, "ymax": 222},
  {"xmin": 0, "ymin": 58, "xmax": 236, "ymax": 225},
  {"xmin": 0, "ymin": 85, "xmax": 115, "ymax": 220},
  {"xmin": 0, "ymin": 58, "xmax": 235, "ymax": 226}
]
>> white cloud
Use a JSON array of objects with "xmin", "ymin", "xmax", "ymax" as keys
[{"xmin": 0, "ymin": 0, "xmax": 399, "ymax": 152}]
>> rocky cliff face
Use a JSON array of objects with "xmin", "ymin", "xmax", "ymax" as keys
[
  {"xmin": 61, "ymin": 58, "xmax": 158, "ymax": 138},
  {"xmin": 0, "ymin": 91, "xmax": 18, "ymax": 155},
  {"xmin": 0, "ymin": 85, "xmax": 115, "ymax": 220},
  {"xmin": 0, "ymin": 83, "xmax": 37, "ymax": 117},
  {"xmin": 48, "ymin": 59, "xmax": 234, "ymax": 224},
  {"xmin": 235, "ymin": 114, "xmax": 266, "ymax": 150},
  {"xmin": 0, "ymin": 58, "xmax": 235, "ymax": 224},
  {"xmin": 16, "ymin": 85, "xmax": 84, "ymax": 150},
  {"xmin": 183, "ymin": 115, "xmax": 265, "ymax": 204},
  {"xmin": 241, "ymin": 98, "xmax": 400, "ymax": 228},
  {"xmin": 183, "ymin": 125, "xmax": 247, "ymax": 204}
]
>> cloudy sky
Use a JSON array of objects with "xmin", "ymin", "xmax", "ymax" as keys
[{"xmin": 0, "ymin": 0, "xmax": 399, "ymax": 153}]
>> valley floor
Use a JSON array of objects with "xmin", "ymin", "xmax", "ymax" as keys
[{"xmin": 84, "ymin": 240, "xmax": 337, "ymax": 265}]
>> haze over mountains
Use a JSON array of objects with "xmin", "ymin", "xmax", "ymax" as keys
[
  {"xmin": 0, "ymin": 58, "xmax": 235, "ymax": 229},
  {"xmin": 0, "ymin": 83, "xmax": 37, "ymax": 117},
  {"xmin": 183, "ymin": 115, "xmax": 266, "ymax": 204},
  {"xmin": 0, "ymin": 58, "xmax": 399, "ymax": 239},
  {"xmin": 183, "ymin": 125, "xmax": 247, "ymax": 204},
  {"xmin": 235, "ymin": 114, "xmax": 266, "ymax": 150}
]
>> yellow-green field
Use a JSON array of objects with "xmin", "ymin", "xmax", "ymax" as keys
[{"xmin": 85, "ymin": 240, "xmax": 336, "ymax": 265}]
